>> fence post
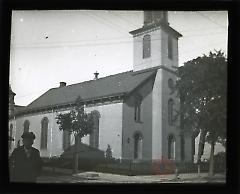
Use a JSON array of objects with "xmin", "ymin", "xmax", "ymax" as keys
[
  {"xmin": 129, "ymin": 160, "xmax": 133, "ymax": 175},
  {"xmin": 197, "ymin": 163, "xmax": 201, "ymax": 177},
  {"xmin": 175, "ymin": 168, "xmax": 180, "ymax": 180}
]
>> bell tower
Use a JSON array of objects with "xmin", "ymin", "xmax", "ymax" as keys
[
  {"xmin": 129, "ymin": 11, "xmax": 193, "ymax": 162},
  {"xmin": 130, "ymin": 11, "xmax": 182, "ymax": 72}
]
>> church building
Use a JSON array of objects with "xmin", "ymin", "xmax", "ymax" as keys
[{"xmin": 9, "ymin": 11, "xmax": 194, "ymax": 163}]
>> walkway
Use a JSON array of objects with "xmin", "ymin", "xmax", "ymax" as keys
[{"xmin": 37, "ymin": 168, "xmax": 226, "ymax": 183}]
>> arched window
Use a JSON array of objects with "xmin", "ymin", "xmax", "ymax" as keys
[
  {"xmin": 90, "ymin": 110, "xmax": 100, "ymax": 148},
  {"xmin": 168, "ymin": 134, "xmax": 175, "ymax": 160},
  {"xmin": 9, "ymin": 124, "xmax": 13, "ymax": 149},
  {"xmin": 168, "ymin": 78, "xmax": 174, "ymax": 90},
  {"xmin": 143, "ymin": 34, "xmax": 151, "ymax": 59},
  {"xmin": 41, "ymin": 117, "xmax": 48, "ymax": 149},
  {"xmin": 63, "ymin": 130, "xmax": 70, "ymax": 150},
  {"xmin": 168, "ymin": 99, "xmax": 174, "ymax": 125},
  {"xmin": 168, "ymin": 35, "xmax": 173, "ymax": 60},
  {"xmin": 23, "ymin": 120, "xmax": 30, "ymax": 133},
  {"xmin": 133, "ymin": 132, "xmax": 143, "ymax": 159},
  {"xmin": 134, "ymin": 95, "xmax": 142, "ymax": 122}
]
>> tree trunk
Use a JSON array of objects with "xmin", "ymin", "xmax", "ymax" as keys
[
  {"xmin": 208, "ymin": 140, "xmax": 215, "ymax": 177},
  {"xmin": 197, "ymin": 130, "xmax": 206, "ymax": 175},
  {"xmin": 73, "ymin": 135, "xmax": 79, "ymax": 174}
]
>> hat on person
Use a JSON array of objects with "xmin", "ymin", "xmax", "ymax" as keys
[{"xmin": 21, "ymin": 132, "xmax": 36, "ymax": 140}]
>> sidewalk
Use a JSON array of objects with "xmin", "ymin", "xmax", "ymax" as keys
[
  {"xmin": 38, "ymin": 167, "xmax": 226, "ymax": 183},
  {"xmin": 72, "ymin": 171, "xmax": 226, "ymax": 183}
]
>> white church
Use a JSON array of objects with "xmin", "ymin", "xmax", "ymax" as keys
[{"xmin": 9, "ymin": 11, "xmax": 224, "ymax": 163}]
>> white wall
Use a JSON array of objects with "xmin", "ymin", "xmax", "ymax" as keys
[
  {"xmin": 10, "ymin": 102, "xmax": 123, "ymax": 159},
  {"xmin": 86, "ymin": 102, "xmax": 123, "ymax": 159},
  {"xmin": 152, "ymin": 69, "xmax": 163, "ymax": 160},
  {"xmin": 161, "ymin": 29, "xmax": 179, "ymax": 68},
  {"xmin": 11, "ymin": 110, "xmax": 66, "ymax": 157},
  {"xmin": 133, "ymin": 29, "xmax": 162, "ymax": 72}
]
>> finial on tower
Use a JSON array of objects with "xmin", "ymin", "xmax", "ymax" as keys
[{"xmin": 94, "ymin": 71, "xmax": 99, "ymax": 80}]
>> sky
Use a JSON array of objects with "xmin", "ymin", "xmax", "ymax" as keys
[{"xmin": 9, "ymin": 10, "xmax": 228, "ymax": 106}]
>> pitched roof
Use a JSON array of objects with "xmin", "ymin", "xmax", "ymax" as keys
[
  {"xmin": 23, "ymin": 69, "xmax": 157, "ymax": 113},
  {"xmin": 14, "ymin": 105, "xmax": 26, "ymax": 114}
]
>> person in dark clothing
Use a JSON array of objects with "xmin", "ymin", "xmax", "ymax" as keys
[{"xmin": 9, "ymin": 132, "xmax": 43, "ymax": 182}]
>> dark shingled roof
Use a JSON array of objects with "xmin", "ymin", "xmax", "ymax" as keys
[
  {"xmin": 23, "ymin": 69, "xmax": 157, "ymax": 112},
  {"xmin": 14, "ymin": 105, "xmax": 26, "ymax": 114}
]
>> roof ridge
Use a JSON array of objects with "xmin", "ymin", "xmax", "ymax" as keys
[
  {"xmin": 14, "ymin": 105, "xmax": 25, "ymax": 107},
  {"xmin": 26, "ymin": 89, "xmax": 52, "ymax": 107},
  {"xmin": 21, "ymin": 68, "xmax": 157, "ymax": 114},
  {"xmin": 54, "ymin": 69, "xmax": 133, "ymax": 89}
]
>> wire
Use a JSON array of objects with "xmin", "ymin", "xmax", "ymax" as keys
[
  {"xmin": 179, "ymin": 26, "xmax": 227, "ymax": 33},
  {"xmin": 12, "ymin": 30, "xmax": 227, "ymax": 49},
  {"xmin": 195, "ymin": 11, "xmax": 227, "ymax": 29},
  {"xmin": 85, "ymin": 11, "xmax": 130, "ymax": 36},
  {"xmin": 134, "ymin": 39, "xmax": 227, "ymax": 67},
  {"xmin": 109, "ymin": 11, "xmax": 140, "ymax": 29},
  {"xmin": 14, "ymin": 88, "xmax": 49, "ymax": 99}
]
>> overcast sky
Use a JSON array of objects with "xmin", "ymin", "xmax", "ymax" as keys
[{"xmin": 10, "ymin": 10, "xmax": 228, "ymax": 106}]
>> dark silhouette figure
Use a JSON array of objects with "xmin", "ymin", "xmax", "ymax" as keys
[{"xmin": 9, "ymin": 132, "xmax": 43, "ymax": 182}]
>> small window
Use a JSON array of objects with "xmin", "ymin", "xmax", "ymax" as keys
[
  {"xmin": 23, "ymin": 120, "xmax": 30, "ymax": 133},
  {"xmin": 134, "ymin": 95, "xmax": 142, "ymax": 122},
  {"xmin": 168, "ymin": 99, "xmax": 174, "ymax": 125},
  {"xmin": 143, "ymin": 34, "xmax": 151, "ymax": 59},
  {"xmin": 168, "ymin": 35, "xmax": 173, "ymax": 60},
  {"xmin": 41, "ymin": 117, "xmax": 48, "ymax": 149}
]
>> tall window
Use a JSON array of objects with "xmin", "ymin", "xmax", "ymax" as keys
[
  {"xmin": 180, "ymin": 135, "xmax": 185, "ymax": 161},
  {"xmin": 168, "ymin": 134, "xmax": 175, "ymax": 160},
  {"xmin": 9, "ymin": 124, "xmax": 13, "ymax": 149},
  {"xmin": 90, "ymin": 110, "xmax": 100, "ymax": 148},
  {"xmin": 134, "ymin": 95, "xmax": 142, "ymax": 122},
  {"xmin": 143, "ymin": 34, "xmax": 151, "ymax": 58},
  {"xmin": 133, "ymin": 132, "xmax": 143, "ymax": 159},
  {"xmin": 40, "ymin": 117, "xmax": 48, "ymax": 149},
  {"xmin": 168, "ymin": 35, "xmax": 173, "ymax": 60},
  {"xmin": 23, "ymin": 120, "xmax": 30, "ymax": 133},
  {"xmin": 63, "ymin": 130, "xmax": 71, "ymax": 150},
  {"xmin": 168, "ymin": 99, "xmax": 174, "ymax": 125}
]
